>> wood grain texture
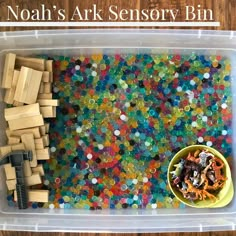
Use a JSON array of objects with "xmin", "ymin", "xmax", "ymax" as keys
[{"xmin": 0, "ymin": 0, "xmax": 235, "ymax": 235}]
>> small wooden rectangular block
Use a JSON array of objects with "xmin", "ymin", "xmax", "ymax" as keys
[
  {"xmin": 6, "ymin": 173, "xmax": 42, "ymax": 190},
  {"xmin": 4, "ymin": 70, "xmax": 20, "ymax": 104},
  {"xmin": 42, "ymin": 71, "xmax": 50, "ymax": 83},
  {"xmin": 24, "ymin": 160, "xmax": 32, "ymax": 177},
  {"xmin": 34, "ymin": 137, "xmax": 45, "ymax": 150},
  {"xmin": 39, "ymin": 125, "xmax": 46, "ymax": 136},
  {"xmin": 8, "ymin": 115, "xmax": 44, "ymax": 130},
  {"xmin": 4, "ymin": 164, "xmax": 16, "ymax": 180},
  {"xmin": 7, "ymin": 136, "xmax": 20, "ymax": 145},
  {"xmin": 14, "ymin": 190, "xmax": 49, "ymax": 203},
  {"xmin": 4, "ymin": 103, "xmax": 40, "ymax": 121},
  {"xmin": 43, "ymin": 82, "xmax": 52, "ymax": 94},
  {"xmin": 0, "ymin": 146, "xmax": 12, "ymax": 158},
  {"xmin": 37, "ymin": 99, "xmax": 59, "ymax": 106},
  {"xmin": 11, "ymin": 143, "xmax": 25, "ymax": 151},
  {"xmin": 15, "ymin": 56, "xmax": 45, "ymax": 71},
  {"xmin": 37, "ymin": 93, "xmax": 52, "ymax": 99},
  {"xmin": 1, "ymin": 53, "xmax": 16, "ymax": 88},
  {"xmin": 14, "ymin": 67, "xmax": 43, "ymax": 104},
  {"xmin": 32, "ymin": 164, "xmax": 44, "ymax": 176},
  {"xmin": 21, "ymin": 133, "xmax": 37, "ymax": 167},
  {"xmin": 36, "ymin": 148, "xmax": 50, "ymax": 160},
  {"xmin": 45, "ymin": 123, "xmax": 50, "ymax": 133},
  {"xmin": 6, "ymin": 127, "xmax": 41, "ymax": 139},
  {"xmin": 40, "ymin": 106, "xmax": 55, "ymax": 118},
  {"xmin": 46, "ymin": 60, "xmax": 53, "ymax": 72},
  {"xmin": 39, "ymin": 82, "xmax": 44, "ymax": 94},
  {"xmin": 42, "ymin": 135, "xmax": 49, "ymax": 146}
]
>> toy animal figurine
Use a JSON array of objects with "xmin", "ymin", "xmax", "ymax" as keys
[{"xmin": 170, "ymin": 159, "xmax": 185, "ymax": 179}]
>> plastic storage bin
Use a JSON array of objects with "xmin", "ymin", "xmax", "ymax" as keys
[{"xmin": 0, "ymin": 29, "xmax": 236, "ymax": 232}]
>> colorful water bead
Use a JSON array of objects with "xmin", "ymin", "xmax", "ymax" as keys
[{"xmin": 6, "ymin": 53, "xmax": 231, "ymax": 210}]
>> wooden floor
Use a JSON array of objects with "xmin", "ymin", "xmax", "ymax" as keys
[{"xmin": 0, "ymin": 0, "xmax": 235, "ymax": 235}]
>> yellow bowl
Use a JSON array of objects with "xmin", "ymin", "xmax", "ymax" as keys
[{"xmin": 167, "ymin": 145, "xmax": 234, "ymax": 208}]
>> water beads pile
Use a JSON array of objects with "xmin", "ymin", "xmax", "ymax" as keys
[{"xmin": 7, "ymin": 53, "xmax": 232, "ymax": 209}]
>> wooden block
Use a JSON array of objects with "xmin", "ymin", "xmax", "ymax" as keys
[
  {"xmin": 43, "ymin": 82, "xmax": 52, "ymax": 94},
  {"xmin": 37, "ymin": 93, "xmax": 52, "ymax": 99},
  {"xmin": 36, "ymin": 148, "xmax": 50, "ymax": 160},
  {"xmin": 0, "ymin": 146, "xmax": 12, "ymax": 158},
  {"xmin": 5, "ymin": 103, "xmax": 40, "ymax": 121},
  {"xmin": 4, "ymin": 163, "xmax": 16, "ymax": 180},
  {"xmin": 37, "ymin": 99, "xmax": 59, "ymax": 106},
  {"xmin": 6, "ymin": 173, "xmax": 42, "ymax": 190},
  {"xmin": 32, "ymin": 164, "xmax": 44, "ymax": 176},
  {"xmin": 25, "ymin": 173, "xmax": 42, "ymax": 186},
  {"xmin": 39, "ymin": 82, "xmax": 44, "ymax": 94},
  {"xmin": 6, "ymin": 127, "xmax": 41, "ymax": 139},
  {"xmin": 21, "ymin": 133, "xmax": 37, "ymax": 167},
  {"xmin": 49, "ymin": 72, "xmax": 53, "ymax": 82},
  {"xmin": 8, "ymin": 115, "xmax": 44, "ymax": 130},
  {"xmin": 42, "ymin": 135, "xmax": 49, "ymax": 146},
  {"xmin": 15, "ymin": 56, "xmax": 45, "ymax": 71},
  {"xmin": 14, "ymin": 190, "xmax": 49, "ymax": 203},
  {"xmin": 53, "ymin": 107, "xmax": 56, "ymax": 117},
  {"xmin": 40, "ymin": 106, "xmax": 54, "ymax": 118},
  {"xmin": 24, "ymin": 160, "xmax": 32, "ymax": 177},
  {"xmin": 13, "ymin": 101, "xmax": 24, "ymax": 107},
  {"xmin": 34, "ymin": 138, "xmax": 45, "ymax": 150},
  {"xmin": 42, "ymin": 71, "xmax": 50, "ymax": 83},
  {"xmin": 14, "ymin": 67, "xmax": 43, "ymax": 104},
  {"xmin": 1, "ymin": 53, "xmax": 16, "ymax": 88},
  {"xmin": 11, "ymin": 143, "xmax": 25, "ymax": 151},
  {"xmin": 7, "ymin": 136, "xmax": 20, "ymax": 145},
  {"xmin": 39, "ymin": 125, "xmax": 46, "ymax": 136},
  {"xmin": 45, "ymin": 123, "xmax": 50, "ymax": 133},
  {"xmin": 4, "ymin": 70, "xmax": 20, "ymax": 104},
  {"xmin": 46, "ymin": 60, "xmax": 53, "ymax": 72}
]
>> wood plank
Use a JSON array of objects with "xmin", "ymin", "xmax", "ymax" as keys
[
  {"xmin": 6, "ymin": 127, "xmax": 41, "ymax": 139},
  {"xmin": 4, "ymin": 103, "xmax": 40, "ymax": 121},
  {"xmin": 45, "ymin": 123, "xmax": 50, "ymax": 133},
  {"xmin": 39, "ymin": 82, "xmax": 44, "ymax": 94},
  {"xmin": 1, "ymin": 53, "xmax": 16, "ymax": 88},
  {"xmin": 46, "ymin": 60, "xmax": 53, "ymax": 72},
  {"xmin": 32, "ymin": 164, "xmax": 45, "ymax": 176},
  {"xmin": 23, "ymin": 160, "xmax": 32, "ymax": 177},
  {"xmin": 14, "ymin": 190, "xmax": 49, "ymax": 203},
  {"xmin": 39, "ymin": 125, "xmax": 46, "ymax": 136},
  {"xmin": 7, "ymin": 136, "xmax": 20, "ymax": 145},
  {"xmin": 42, "ymin": 71, "xmax": 50, "ymax": 83},
  {"xmin": 11, "ymin": 143, "xmax": 25, "ymax": 151},
  {"xmin": 21, "ymin": 133, "xmax": 37, "ymax": 167},
  {"xmin": 36, "ymin": 148, "xmax": 50, "ymax": 160},
  {"xmin": 6, "ymin": 173, "xmax": 42, "ymax": 190},
  {"xmin": 34, "ymin": 138, "xmax": 45, "ymax": 150},
  {"xmin": 37, "ymin": 99, "xmax": 59, "ymax": 106},
  {"xmin": 38, "ymin": 93, "xmax": 53, "ymax": 99},
  {"xmin": 14, "ymin": 66, "xmax": 33, "ymax": 102},
  {"xmin": 43, "ymin": 82, "xmax": 52, "ymax": 93},
  {"xmin": 4, "ymin": 70, "xmax": 20, "ymax": 104},
  {"xmin": 8, "ymin": 115, "xmax": 44, "ymax": 130},
  {"xmin": 15, "ymin": 56, "xmax": 45, "ymax": 71},
  {"xmin": 40, "ymin": 106, "xmax": 55, "ymax": 118},
  {"xmin": 14, "ymin": 67, "xmax": 43, "ymax": 104},
  {"xmin": 42, "ymin": 135, "xmax": 49, "ymax": 146},
  {"xmin": 4, "ymin": 164, "xmax": 16, "ymax": 180},
  {"xmin": 0, "ymin": 146, "xmax": 12, "ymax": 158}
]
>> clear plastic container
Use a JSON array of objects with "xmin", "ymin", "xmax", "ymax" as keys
[{"xmin": 0, "ymin": 29, "xmax": 236, "ymax": 232}]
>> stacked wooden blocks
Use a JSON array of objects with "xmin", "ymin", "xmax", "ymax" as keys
[{"xmin": 0, "ymin": 53, "xmax": 58, "ymax": 204}]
